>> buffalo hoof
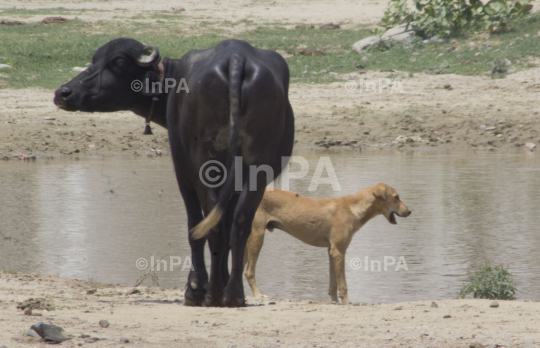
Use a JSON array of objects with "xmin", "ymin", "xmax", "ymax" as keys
[
  {"xmin": 203, "ymin": 293, "xmax": 224, "ymax": 307},
  {"xmin": 222, "ymin": 295, "xmax": 246, "ymax": 307},
  {"xmin": 184, "ymin": 278, "xmax": 207, "ymax": 307}
]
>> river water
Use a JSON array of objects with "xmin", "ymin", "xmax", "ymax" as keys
[{"xmin": 1, "ymin": 150, "xmax": 539, "ymax": 304}]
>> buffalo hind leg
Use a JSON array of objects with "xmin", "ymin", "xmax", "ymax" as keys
[
  {"xmin": 223, "ymin": 186, "xmax": 266, "ymax": 307},
  {"xmin": 180, "ymin": 184, "xmax": 208, "ymax": 307}
]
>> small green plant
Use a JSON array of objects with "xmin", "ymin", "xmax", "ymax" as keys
[
  {"xmin": 459, "ymin": 264, "xmax": 516, "ymax": 300},
  {"xmin": 382, "ymin": 0, "xmax": 533, "ymax": 38}
]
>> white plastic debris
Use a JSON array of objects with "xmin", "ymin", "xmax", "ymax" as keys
[{"xmin": 72, "ymin": 67, "xmax": 87, "ymax": 72}]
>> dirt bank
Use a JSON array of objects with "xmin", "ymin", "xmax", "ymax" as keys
[
  {"xmin": 1, "ymin": 65, "xmax": 540, "ymax": 160},
  {"xmin": 1, "ymin": 272, "xmax": 539, "ymax": 348}
]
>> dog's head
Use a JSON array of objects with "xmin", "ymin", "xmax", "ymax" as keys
[{"xmin": 372, "ymin": 183, "xmax": 411, "ymax": 224}]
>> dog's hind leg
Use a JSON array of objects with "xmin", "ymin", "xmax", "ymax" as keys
[
  {"xmin": 243, "ymin": 219, "xmax": 266, "ymax": 297},
  {"xmin": 328, "ymin": 251, "xmax": 339, "ymax": 302}
]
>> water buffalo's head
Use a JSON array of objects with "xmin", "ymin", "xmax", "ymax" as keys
[
  {"xmin": 372, "ymin": 183, "xmax": 411, "ymax": 224},
  {"xmin": 54, "ymin": 38, "xmax": 161, "ymax": 113}
]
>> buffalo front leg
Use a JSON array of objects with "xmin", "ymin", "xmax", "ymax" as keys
[{"xmin": 179, "ymin": 184, "xmax": 208, "ymax": 306}]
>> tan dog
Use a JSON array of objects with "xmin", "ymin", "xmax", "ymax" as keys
[{"xmin": 243, "ymin": 183, "xmax": 411, "ymax": 304}]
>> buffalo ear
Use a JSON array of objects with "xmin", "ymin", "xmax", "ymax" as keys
[
  {"xmin": 140, "ymin": 71, "xmax": 162, "ymax": 97},
  {"xmin": 372, "ymin": 184, "xmax": 388, "ymax": 201}
]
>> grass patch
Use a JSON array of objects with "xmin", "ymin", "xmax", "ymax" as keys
[{"xmin": 1, "ymin": 12, "xmax": 539, "ymax": 89}]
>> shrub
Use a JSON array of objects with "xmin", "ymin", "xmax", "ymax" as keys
[
  {"xmin": 381, "ymin": 0, "xmax": 533, "ymax": 38},
  {"xmin": 459, "ymin": 264, "xmax": 517, "ymax": 300}
]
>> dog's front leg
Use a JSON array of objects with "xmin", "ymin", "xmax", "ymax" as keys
[
  {"xmin": 329, "ymin": 244, "xmax": 349, "ymax": 304},
  {"xmin": 328, "ymin": 251, "xmax": 339, "ymax": 302}
]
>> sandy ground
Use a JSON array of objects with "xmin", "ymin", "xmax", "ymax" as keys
[
  {"xmin": 1, "ymin": 66, "xmax": 540, "ymax": 159},
  {"xmin": 1, "ymin": 272, "xmax": 539, "ymax": 348}
]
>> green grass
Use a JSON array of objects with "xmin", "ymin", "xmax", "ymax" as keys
[
  {"xmin": 1, "ymin": 10, "xmax": 539, "ymax": 89},
  {"xmin": 459, "ymin": 264, "xmax": 517, "ymax": 300}
]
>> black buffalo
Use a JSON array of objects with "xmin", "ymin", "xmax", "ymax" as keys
[{"xmin": 54, "ymin": 38, "xmax": 294, "ymax": 307}]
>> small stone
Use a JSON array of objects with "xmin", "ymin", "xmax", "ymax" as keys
[
  {"xmin": 99, "ymin": 320, "xmax": 110, "ymax": 328},
  {"xmin": 480, "ymin": 125, "xmax": 486, "ymax": 130},
  {"xmin": 443, "ymin": 314, "xmax": 452, "ymax": 318},
  {"xmin": 470, "ymin": 343, "xmax": 485, "ymax": 348},
  {"xmin": 126, "ymin": 288, "xmax": 141, "ymax": 296},
  {"xmin": 87, "ymin": 289, "xmax": 97, "ymax": 295},
  {"xmin": 268, "ymin": 301, "xmax": 276, "ymax": 305},
  {"xmin": 119, "ymin": 338, "xmax": 129, "ymax": 343},
  {"xmin": 524, "ymin": 34, "xmax": 530, "ymax": 38},
  {"xmin": 395, "ymin": 306, "xmax": 403, "ymax": 310},
  {"xmin": 24, "ymin": 308, "xmax": 32, "ymax": 315},
  {"xmin": 475, "ymin": 52, "xmax": 482, "ymax": 56},
  {"xmin": 431, "ymin": 301, "xmax": 438, "ymax": 308},
  {"xmin": 361, "ymin": 56, "xmax": 369, "ymax": 62},
  {"xmin": 191, "ymin": 320, "xmax": 199, "ymax": 324},
  {"xmin": 443, "ymin": 84, "xmax": 452, "ymax": 90},
  {"xmin": 490, "ymin": 301, "xmax": 499, "ymax": 308},
  {"xmin": 525, "ymin": 143, "xmax": 536, "ymax": 151}
]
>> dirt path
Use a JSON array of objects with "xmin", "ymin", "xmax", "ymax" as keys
[{"xmin": 1, "ymin": 272, "xmax": 539, "ymax": 348}]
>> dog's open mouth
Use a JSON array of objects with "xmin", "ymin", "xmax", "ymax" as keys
[{"xmin": 389, "ymin": 212, "xmax": 397, "ymax": 224}]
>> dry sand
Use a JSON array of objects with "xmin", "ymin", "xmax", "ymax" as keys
[{"xmin": 1, "ymin": 272, "xmax": 540, "ymax": 348}]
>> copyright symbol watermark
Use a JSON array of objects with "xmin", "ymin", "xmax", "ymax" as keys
[
  {"xmin": 131, "ymin": 79, "xmax": 143, "ymax": 92},
  {"xmin": 136, "ymin": 257, "xmax": 148, "ymax": 270},
  {"xmin": 350, "ymin": 257, "xmax": 362, "ymax": 270},
  {"xmin": 344, "ymin": 80, "xmax": 357, "ymax": 91},
  {"xmin": 199, "ymin": 160, "xmax": 227, "ymax": 188}
]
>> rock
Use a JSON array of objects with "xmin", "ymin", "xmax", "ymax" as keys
[
  {"xmin": 99, "ymin": 319, "xmax": 110, "ymax": 328},
  {"xmin": 361, "ymin": 56, "xmax": 369, "ymax": 62},
  {"xmin": 394, "ymin": 306, "xmax": 403, "ymax": 310},
  {"xmin": 268, "ymin": 301, "xmax": 276, "ymax": 305},
  {"xmin": 490, "ymin": 301, "xmax": 499, "ymax": 308},
  {"xmin": 475, "ymin": 52, "xmax": 483, "ymax": 56},
  {"xmin": 443, "ymin": 84, "xmax": 452, "ymax": 90},
  {"xmin": 352, "ymin": 24, "xmax": 416, "ymax": 53},
  {"xmin": 191, "ymin": 320, "xmax": 199, "ymax": 324},
  {"xmin": 443, "ymin": 314, "xmax": 451, "ymax": 318},
  {"xmin": 431, "ymin": 301, "xmax": 438, "ymax": 308},
  {"xmin": 30, "ymin": 323, "xmax": 71, "ymax": 343},
  {"xmin": 86, "ymin": 289, "xmax": 97, "ymax": 295},
  {"xmin": 119, "ymin": 337, "xmax": 130, "ymax": 343},
  {"xmin": 470, "ymin": 343, "xmax": 485, "ymax": 348},
  {"xmin": 24, "ymin": 308, "xmax": 32, "ymax": 316},
  {"xmin": 126, "ymin": 288, "xmax": 141, "ymax": 296},
  {"xmin": 525, "ymin": 143, "xmax": 536, "ymax": 151},
  {"xmin": 0, "ymin": 64, "xmax": 13, "ymax": 70},
  {"xmin": 524, "ymin": 34, "xmax": 530, "ymax": 38},
  {"xmin": 480, "ymin": 125, "xmax": 486, "ymax": 130},
  {"xmin": 320, "ymin": 23, "xmax": 340, "ymax": 29},
  {"xmin": 27, "ymin": 328, "xmax": 41, "ymax": 339}
]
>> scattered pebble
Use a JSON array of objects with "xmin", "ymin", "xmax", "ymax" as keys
[
  {"xmin": 525, "ymin": 143, "xmax": 536, "ymax": 151},
  {"xmin": 119, "ymin": 337, "xmax": 130, "ymax": 343},
  {"xmin": 431, "ymin": 301, "xmax": 438, "ymax": 308},
  {"xmin": 443, "ymin": 314, "xmax": 452, "ymax": 318},
  {"xmin": 126, "ymin": 288, "xmax": 141, "ymax": 296},
  {"xmin": 361, "ymin": 56, "xmax": 369, "ymax": 62},
  {"xmin": 490, "ymin": 301, "xmax": 499, "ymax": 308},
  {"xmin": 86, "ymin": 289, "xmax": 97, "ymax": 295},
  {"xmin": 99, "ymin": 320, "xmax": 110, "ymax": 328},
  {"xmin": 268, "ymin": 301, "xmax": 276, "ymax": 305}
]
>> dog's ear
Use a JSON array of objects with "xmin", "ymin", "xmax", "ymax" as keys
[{"xmin": 372, "ymin": 184, "xmax": 388, "ymax": 201}]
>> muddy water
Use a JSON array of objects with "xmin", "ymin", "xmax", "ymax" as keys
[{"xmin": 1, "ymin": 150, "xmax": 539, "ymax": 304}]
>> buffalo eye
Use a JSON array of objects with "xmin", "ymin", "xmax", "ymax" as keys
[{"xmin": 113, "ymin": 58, "xmax": 126, "ymax": 73}]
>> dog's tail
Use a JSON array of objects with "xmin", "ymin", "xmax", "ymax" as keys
[{"xmin": 190, "ymin": 54, "xmax": 244, "ymax": 240}]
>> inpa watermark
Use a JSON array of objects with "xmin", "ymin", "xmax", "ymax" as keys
[
  {"xmin": 136, "ymin": 256, "xmax": 194, "ymax": 272},
  {"xmin": 344, "ymin": 78, "xmax": 404, "ymax": 94},
  {"xmin": 131, "ymin": 78, "xmax": 190, "ymax": 94},
  {"xmin": 349, "ymin": 256, "xmax": 409, "ymax": 271},
  {"xmin": 198, "ymin": 156, "xmax": 342, "ymax": 192}
]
